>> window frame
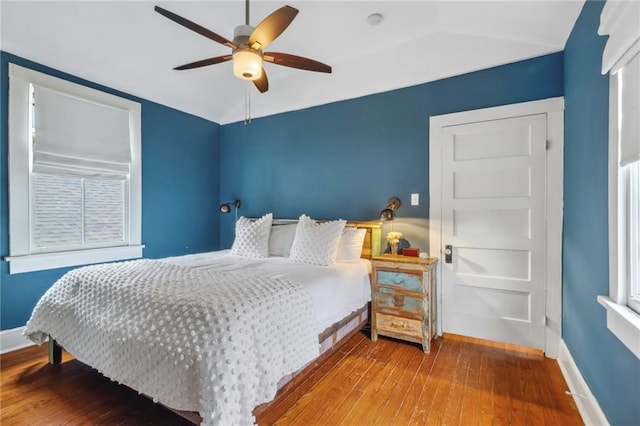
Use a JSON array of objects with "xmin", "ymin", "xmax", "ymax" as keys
[
  {"xmin": 5, "ymin": 63, "xmax": 143, "ymax": 274},
  {"xmin": 598, "ymin": 66, "xmax": 640, "ymax": 360}
]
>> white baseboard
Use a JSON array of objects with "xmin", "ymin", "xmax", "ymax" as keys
[
  {"xmin": 557, "ymin": 339, "xmax": 609, "ymax": 426},
  {"xmin": 0, "ymin": 326, "xmax": 35, "ymax": 354}
]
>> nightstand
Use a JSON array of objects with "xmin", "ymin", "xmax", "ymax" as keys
[{"xmin": 370, "ymin": 254, "xmax": 438, "ymax": 353}]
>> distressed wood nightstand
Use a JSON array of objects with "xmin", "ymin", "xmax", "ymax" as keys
[{"xmin": 370, "ymin": 254, "xmax": 438, "ymax": 353}]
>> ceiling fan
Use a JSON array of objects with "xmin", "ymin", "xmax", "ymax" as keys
[{"xmin": 154, "ymin": 1, "xmax": 332, "ymax": 93}]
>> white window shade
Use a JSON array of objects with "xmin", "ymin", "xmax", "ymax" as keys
[
  {"xmin": 32, "ymin": 174, "xmax": 83, "ymax": 249},
  {"xmin": 599, "ymin": 0, "xmax": 640, "ymax": 74},
  {"xmin": 619, "ymin": 52, "xmax": 640, "ymax": 167},
  {"xmin": 84, "ymin": 179, "xmax": 126, "ymax": 244},
  {"xmin": 31, "ymin": 174, "xmax": 126, "ymax": 252},
  {"xmin": 33, "ymin": 84, "xmax": 131, "ymax": 177}
]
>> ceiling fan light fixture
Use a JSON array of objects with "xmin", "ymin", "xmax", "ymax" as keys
[{"xmin": 233, "ymin": 48, "xmax": 263, "ymax": 80}]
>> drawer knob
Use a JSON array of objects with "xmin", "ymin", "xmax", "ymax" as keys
[{"xmin": 391, "ymin": 321, "xmax": 406, "ymax": 329}]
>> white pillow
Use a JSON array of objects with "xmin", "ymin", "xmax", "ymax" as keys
[
  {"xmin": 230, "ymin": 213, "xmax": 273, "ymax": 258},
  {"xmin": 289, "ymin": 215, "xmax": 346, "ymax": 266},
  {"xmin": 268, "ymin": 224, "xmax": 298, "ymax": 256},
  {"xmin": 336, "ymin": 227, "xmax": 367, "ymax": 263}
]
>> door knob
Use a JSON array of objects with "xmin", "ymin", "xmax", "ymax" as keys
[{"xmin": 444, "ymin": 244, "xmax": 452, "ymax": 263}]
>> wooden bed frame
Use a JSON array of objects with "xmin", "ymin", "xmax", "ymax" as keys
[{"xmin": 47, "ymin": 219, "xmax": 382, "ymax": 424}]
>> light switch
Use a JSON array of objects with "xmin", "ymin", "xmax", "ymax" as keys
[{"xmin": 411, "ymin": 193, "xmax": 419, "ymax": 206}]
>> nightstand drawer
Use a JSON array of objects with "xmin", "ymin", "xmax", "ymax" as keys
[
  {"xmin": 375, "ymin": 289, "xmax": 422, "ymax": 317},
  {"xmin": 376, "ymin": 313, "xmax": 422, "ymax": 339},
  {"xmin": 376, "ymin": 270, "xmax": 422, "ymax": 291}
]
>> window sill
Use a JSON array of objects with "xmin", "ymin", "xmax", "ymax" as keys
[
  {"xmin": 597, "ymin": 295, "xmax": 640, "ymax": 359},
  {"xmin": 5, "ymin": 245, "xmax": 144, "ymax": 274}
]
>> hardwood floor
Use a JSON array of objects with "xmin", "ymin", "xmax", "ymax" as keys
[{"xmin": 1, "ymin": 332, "xmax": 583, "ymax": 425}]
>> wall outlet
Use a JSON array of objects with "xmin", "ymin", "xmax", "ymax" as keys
[{"xmin": 411, "ymin": 193, "xmax": 419, "ymax": 206}]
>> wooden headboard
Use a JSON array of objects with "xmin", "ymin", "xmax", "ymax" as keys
[
  {"xmin": 345, "ymin": 221, "xmax": 382, "ymax": 259},
  {"xmin": 270, "ymin": 219, "xmax": 382, "ymax": 259}
]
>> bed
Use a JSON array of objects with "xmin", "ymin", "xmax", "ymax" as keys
[{"xmin": 24, "ymin": 216, "xmax": 382, "ymax": 425}]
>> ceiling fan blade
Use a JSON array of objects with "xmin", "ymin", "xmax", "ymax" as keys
[
  {"xmin": 174, "ymin": 55, "xmax": 232, "ymax": 70},
  {"xmin": 248, "ymin": 6, "xmax": 298, "ymax": 50},
  {"xmin": 154, "ymin": 6, "xmax": 237, "ymax": 49},
  {"xmin": 263, "ymin": 52, "xmax": 332, "ymax": 73},
  {"xmin": 253, "ymin": 68, "xmax": 269, "ymax": 93}
]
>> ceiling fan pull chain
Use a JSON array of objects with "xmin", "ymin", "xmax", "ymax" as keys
[{"xmin": 244, "ymin": 82, "xmax": 252, "ymax": 124}]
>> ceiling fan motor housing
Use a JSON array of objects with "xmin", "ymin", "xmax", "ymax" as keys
[{"xmin": 233, "ymin": 25, "xmax": 254, "ymax": 45}]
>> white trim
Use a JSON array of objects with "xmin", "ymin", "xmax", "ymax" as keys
[
  {"xmin": 598, "ymin": 0, "xmax": 640, "ymax": 75},
  {"xmin": 5, "ymin": 245, "xmax": 144, "ymax": 274},
  {"xmin": 545, "ymin": 107, "xmax": 564, "ymax": 359},
  {"xmin": 608, "ymin": 75, "xmax": 625, "ymax": 304},
  {"xmin": 8, "ymin": 63, "xmax": 31, "ymax": 257},
  {"xmin": 9, "ymin": 63, "xmax": 142, "ymax": 112},
  {"xmin": 428, "ymin": 97, "xmax": 564, "ymax": 356},
  {"xmin": 597, "ymin": 296, "xmax": 640, "ymax": 359},
  {"xmin": 0, "ymin": 326, "xmax": 35, "ymax": 354},
  {"xmin": 557, "ymin": 339, "xmax": 609, "ymax": 426},
  {"xmin": 129, "ymin": 108, "xmax": 142, "ymax": 247},
  {"xmin": 429, "ymin": 97, "xmax": 564, "ymax": 129}
]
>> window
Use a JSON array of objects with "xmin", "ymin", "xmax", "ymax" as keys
[
  {"xmin": 6, "ymin": 64, "xmax": 143, "ymax": 274},
  {"xmin": 614, "ymin": 57, "xmax": 640, "ymax": 316},
  {"xmin": 598, "ymin": 0, "xmax": 640, "ymax": 359}
]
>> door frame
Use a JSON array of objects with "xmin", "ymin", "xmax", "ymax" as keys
[{"xmin": 429, "ymin": 97, "xmax": 564, "ymax": 357}]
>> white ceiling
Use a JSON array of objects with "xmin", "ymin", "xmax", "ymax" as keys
[{"xmin": 1, "ymin": 1, "xmax": 584, "ymax": 124}]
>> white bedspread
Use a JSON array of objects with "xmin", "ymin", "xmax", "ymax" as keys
[
  {"xmin": 162, "ymin": 250, "xmax": 372, "ymax": 334},
  {"xmin": 24, "ymin": 258, "xmax": 320, "ymax": 426}
]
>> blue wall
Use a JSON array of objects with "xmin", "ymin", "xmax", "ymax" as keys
[
  {"xmin": 0, "ymin": 52, "xmax": 221, "ymax": 330},
  {"xmin": 219, "ymin": 53, "xmax": 564, "ymax": 249},
  {"xmin": 563, "ymin": 1, "xmax": 640, "ymax": 423}
]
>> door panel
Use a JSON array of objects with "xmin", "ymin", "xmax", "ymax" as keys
[
  {"xmin": 453, "ymin": 208, "xmax": 531, "ymax": 240},
  {"xmin": 453, "ymin": 167, "xmax": 530, "ymax": 199},
  {"xmin": 454, "ymin": 247, "xmax": 531, "ymax": 280},
  {"xmin": 441, "ymin": 114, "xmax": 546, "ymax": 349},
  {"xmin": 452, "ymin": 285, "xmax": 530, "ymax": 321},
  {"xmin": 453, "ymin": 125, "xmax": 532, "ymax": 161}
]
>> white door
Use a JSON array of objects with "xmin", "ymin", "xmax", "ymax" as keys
[{"xmin": 439, "ymin": 113, "xmax": 547, "ymax": 349}]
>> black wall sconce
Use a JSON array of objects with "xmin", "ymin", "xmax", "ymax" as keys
[
  {"xmin": 220, "ymin": 199, "xmax": 241, "ymax": 213},
  {"xmin": 379, "ymin": 197, "xmax": 401, "ymax": 222}
]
